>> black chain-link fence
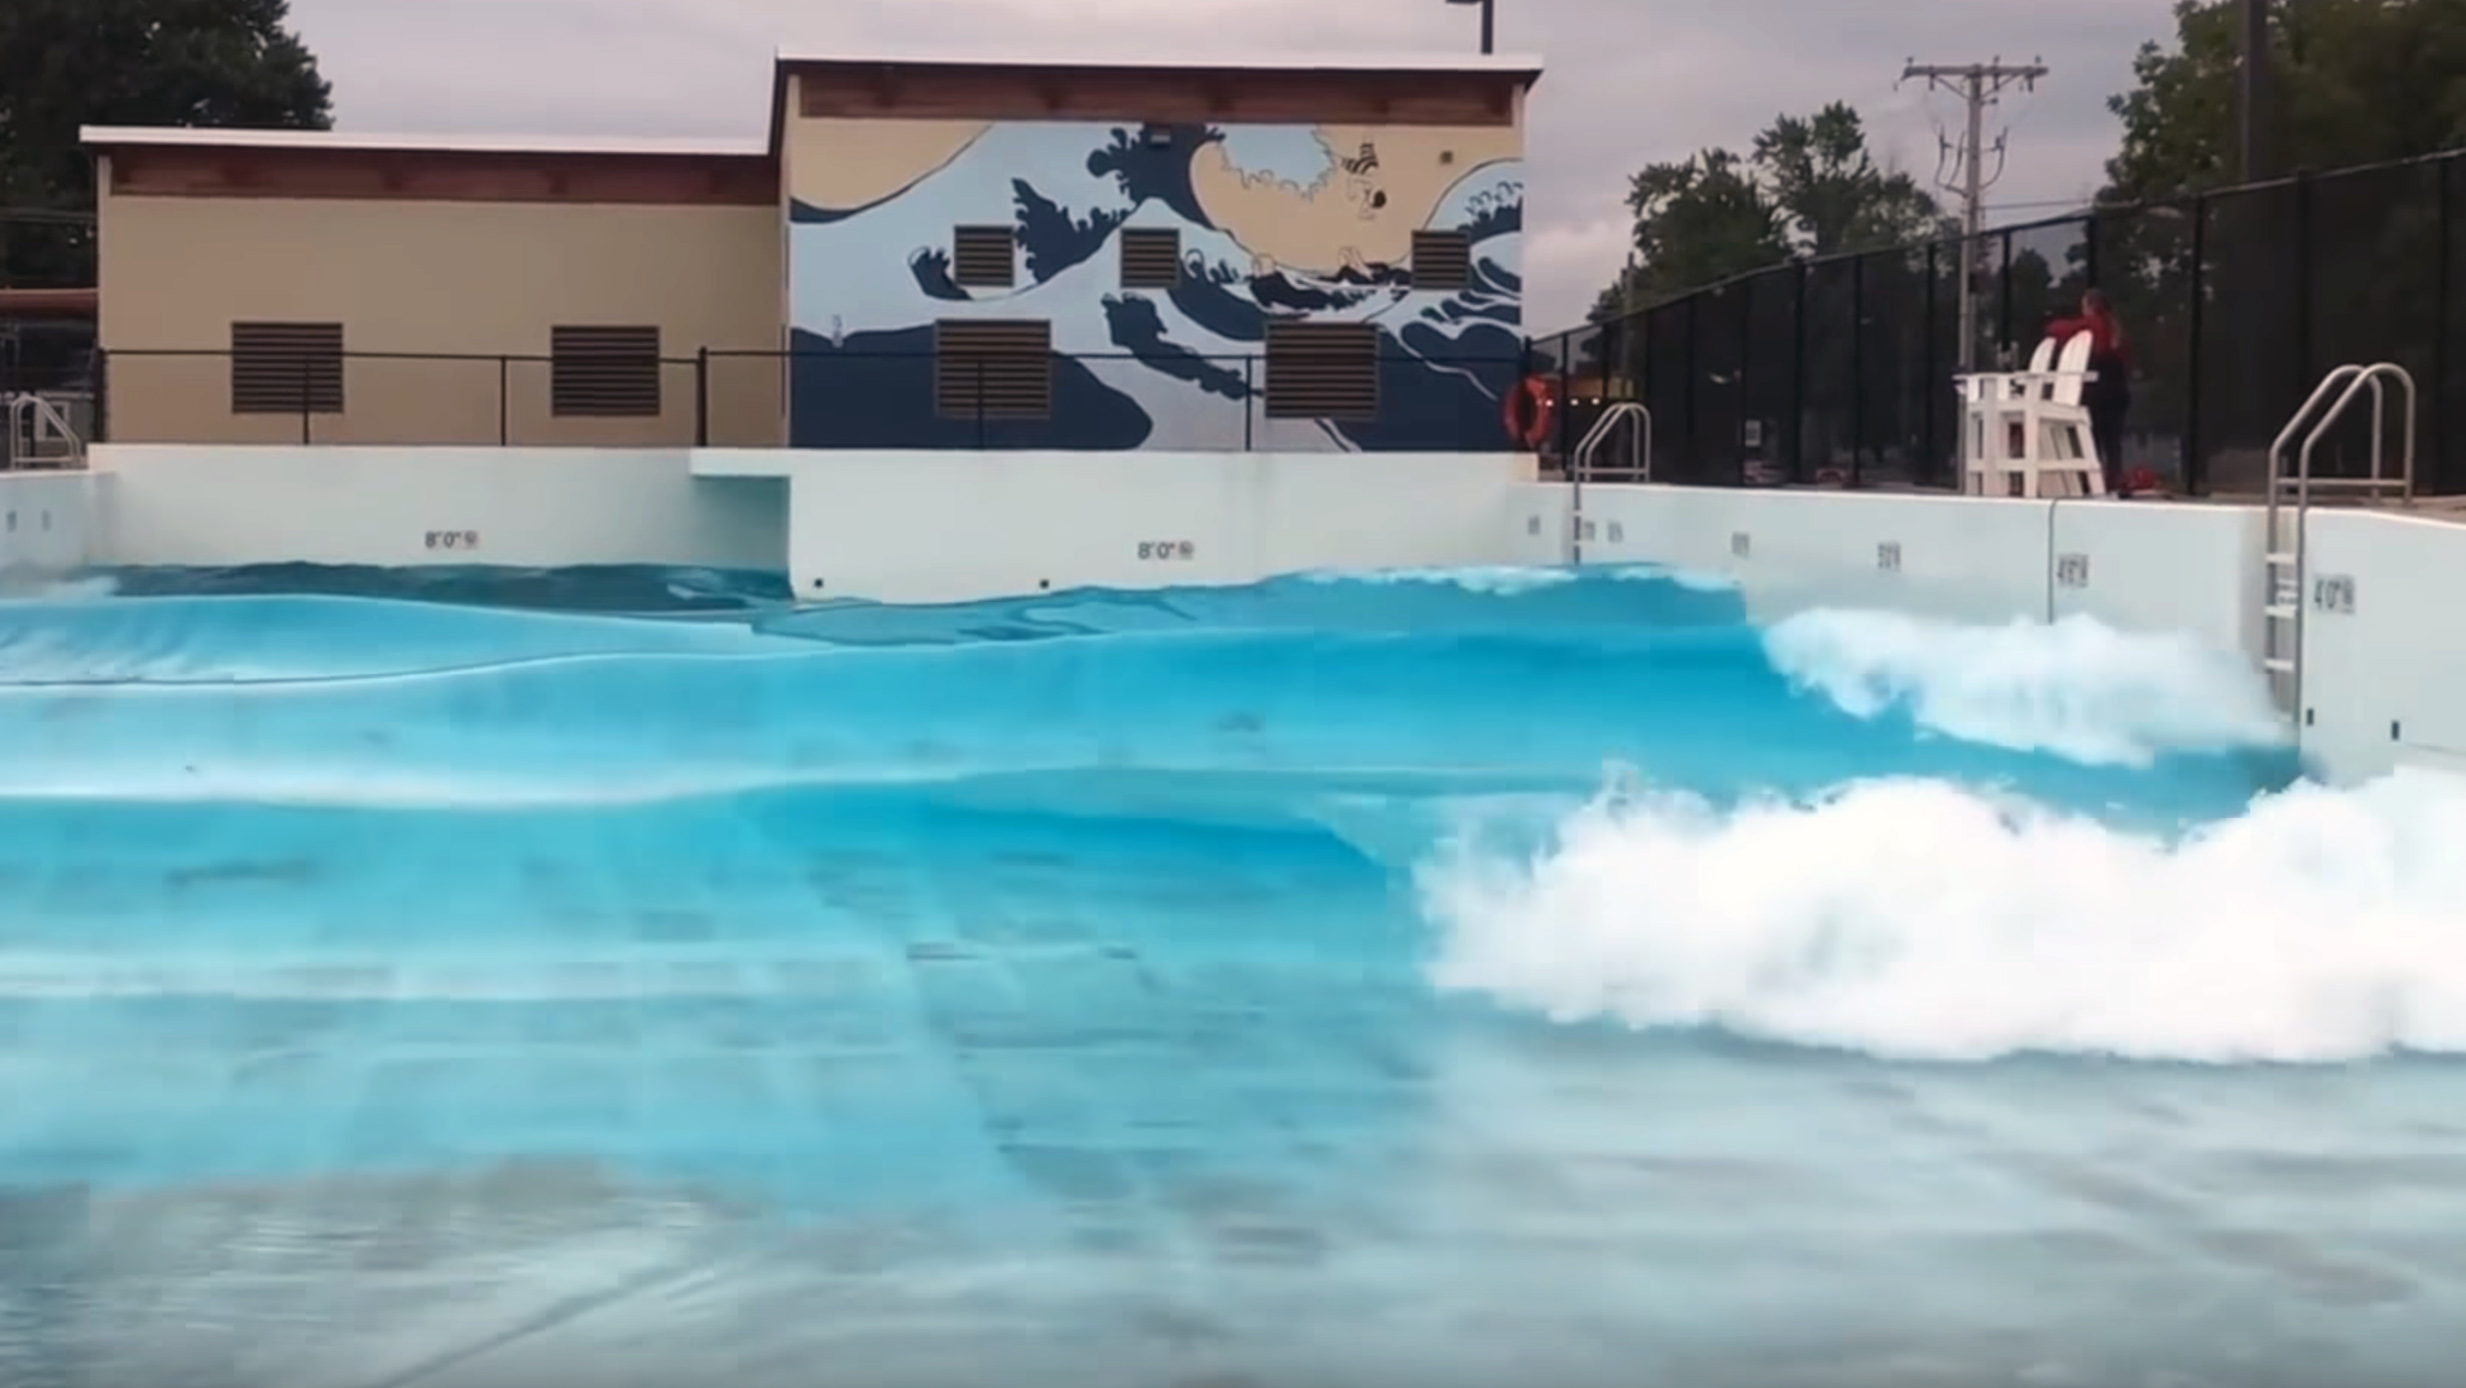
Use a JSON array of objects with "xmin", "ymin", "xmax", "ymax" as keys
[{"xmin": 1531, "ymin": 148, "xmax": 2466, "ymax": 496}]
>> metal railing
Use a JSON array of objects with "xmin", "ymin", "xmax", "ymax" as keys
[
  {"xmin": 1, "ymin": 392, "xmax": 85, "ymax": 470},
  {"xmin": 1531, "ymin": 146, "xmax": 2466, "ymax": 496},
  {"xmin": 2261, "ymin": 362, "xmax": 2417, "ymax": 720},
  {"xmin": 85, "ymin": 346, "xmax": 1527, "ymax": 452}
]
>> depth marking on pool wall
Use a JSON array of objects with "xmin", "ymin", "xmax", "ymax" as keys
[
  {"xmin": 2312, "ymin": 574, "xmax": 2355, "ymax": 614},
  {"xmin": 1136, "ymin": 540, "xmax": 1195, "ymax": 560},
  {"xmin": 1877, "ymin": 541, "xmax": 1901, "ymax": 573},
  {"xmin": 425, "ymin": 530, "xmax": 480, "ymax": 550},
  {"xmin": 2055, "ymin": 553, "xmax": 2089, "ymax": 588},
  {"xmin": 1730, "ymin": 532, "xmax": 1750, "ymax": 559}
]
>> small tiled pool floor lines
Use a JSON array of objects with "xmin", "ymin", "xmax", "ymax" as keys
[{"xmin": 1, "ymin": 563, "xmax": 2462, "ymax": 1388}]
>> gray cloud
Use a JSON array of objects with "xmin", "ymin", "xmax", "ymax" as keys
[{"xmin": 288, "ymin": 0, "xmax": 2178, "ymax": 329}]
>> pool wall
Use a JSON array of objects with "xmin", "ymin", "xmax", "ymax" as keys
[
  {"xmin": 53, "ymin": 443, "xmax": 2466, "ymax": 783},
  {"xmin": 1510, "ymin": 481, "xmax": 2466, "ymax": 784},
  {"xmin": 0, "ymin": 472, "xmax": 100, "ymax": 576}
]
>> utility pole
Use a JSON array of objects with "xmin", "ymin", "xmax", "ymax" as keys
[
  {"xmin": 1441, "ymin": 0, "xmax": 1496, "ymax": 54},
  {"xmin": 1901, "ymin": 58, "xmax": 2047, "ymax": 372}
]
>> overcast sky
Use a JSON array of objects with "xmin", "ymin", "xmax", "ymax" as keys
[{"xmin": 288, "ymin": 0, "xmax": 2181, "ymax": 328}]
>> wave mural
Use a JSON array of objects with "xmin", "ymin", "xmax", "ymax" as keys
[{"xmin": 786, "ymin": 120, "xmax": 1524, "ymax": 451}]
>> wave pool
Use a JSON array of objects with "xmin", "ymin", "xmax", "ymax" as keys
[{"xmin": 2, "ymin": 562, "xmax": 2463, "ymax": 1388}]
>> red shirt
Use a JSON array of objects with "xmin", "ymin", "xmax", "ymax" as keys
[{"xmin": 2047, "ymin": 312, "xmax": 2130, "ymax": 370}]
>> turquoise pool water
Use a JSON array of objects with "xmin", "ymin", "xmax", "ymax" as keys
[{"xmin": 1, "ymin": 563, "xmax": 2462, "ymax": 1388}]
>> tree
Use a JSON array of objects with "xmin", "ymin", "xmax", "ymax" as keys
[
  {"xmin": 1755, "ymin": 104, "xmax": 1944, "ymax": 257},
  {"xmin": 1592, "ymin": 102, "xmax": 1946, "ymax": 321},
  {"xmin": 2106, "ymin": 0, "xmax": 2466, "ymax": 199},
  {"xmin": 1, "ymin": 0, "xmax": 333, "ymax": 285},
  {"xmin": 2096, "ymin": 0, "xmax": 2466, "ymax": 485}
]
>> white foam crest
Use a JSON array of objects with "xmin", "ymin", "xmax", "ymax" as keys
[
  {"xmin": 1419, "ymin": 769, "xmax": 2466, "ymax": 1063},
  {"xmin": 1765, "ymin": 609, "xmax": 2287, "ymax": 767},
  {"xmin": 1603, "ymin": 563, "xmax": 1736, "ymax": 592},
  {"xmin": 1299, "ymin": 564, "xmax": 1576, "ymax": 594},
  {"xmin": 1295, "ymin": 563, "xmax": 1732, "ymax": 596}
]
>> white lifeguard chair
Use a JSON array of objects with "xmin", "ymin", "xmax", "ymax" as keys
[{"xmin": 1955, "ymin": 333, "xmax": 2106, "ymax": 498}]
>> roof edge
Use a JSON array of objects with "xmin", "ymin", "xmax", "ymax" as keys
[
  {"xmin": 771, "ymin": 50, "xmax": 1544, "ymax": 80},
  {"xmin": 79, "ymin": 126, "xmax": 773, "ymax": 159}
]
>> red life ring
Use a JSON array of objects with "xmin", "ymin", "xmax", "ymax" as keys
[{"xmin": 1502, "ymin": 375, "xmax": 1556, "ymax": 450}]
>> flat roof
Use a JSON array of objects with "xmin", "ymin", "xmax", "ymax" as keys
[
  {"xmin": 85, "ymin": 49, "xmax": 1543, "ymax": 163},
  {"xmin": 79, "ymin": 126, "xmax": 769, "ymax": 158},
  {"xmin": 773, "ymin": 49, "xmax": 1545, "ymax": 79}
]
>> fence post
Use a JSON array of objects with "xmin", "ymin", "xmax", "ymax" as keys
[
  {"xmin": 975, "ymin": 358, "xmax": 987, "ymax": 449},
  {"xmin": 1849, "ymin": 253, "xmax": 1866, "ymax": 487},
  {"xmin": 1736, "ymin": 275, "xmax": 1754, "ymax": 486},
  {"xmin": 1788, "ymin": 263, "xmax": 1808, "ymax": 483},
  {"xmin": 1553, "ymin": 328, "xmax": 1573, "ymax": 465},
  {"xmin": 695, "ymin": 348, "xmax": 710, "ymax": 447},
  {"xmin": 2294, "ymin": 169, "xmax": 2315, "ymax": 389},
  {"xmin": 300, "ymin": 353, "xmax": 311, "ymax": 445},
  {"xmin": 1921, "ymin": 242, "xmax": 1938, "ymax": 485},
  {"xmin": 1997, "ymin": 230, "xmax": 2016, "ymax": 363},
  {"xmin": 1243, "ymin": 355, "xmax": 1255, "ymax": 451},
  {"xmin": 2185, "ymin": 194, "xmax": 2209, "ymax": 495},
  {"xmin": 91, "ymin": 347, "xmax": 109, "ymax": 445},
  {"xmin": 1682, "ymin": 293, "xmax": 1699, "ymax": 476},
  {"xmin": 2437, "ymin": 159, "xmax": 2454, "ymax": 494},
  {"xmin": 498, "ymin": 356, "xmax": 509, "ymax": 445}
]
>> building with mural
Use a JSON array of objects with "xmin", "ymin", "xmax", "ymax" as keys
[{"xmin": 83, "ymin": 52, "xmax": 1539, "ymax": 452}]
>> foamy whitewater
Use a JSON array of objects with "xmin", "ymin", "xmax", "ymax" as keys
[{"xmin": 3, "ymin": 562, "xmax": 2463, "ymax": 1388}]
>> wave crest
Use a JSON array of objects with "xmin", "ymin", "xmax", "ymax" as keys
[
  {"xmin": 1765, "ymin": 609, "xmax": 2289, "ymax": 767},
  {"xmin": 1417, "ymin": 770, "xmax": 2466, "ymax": 1063}
]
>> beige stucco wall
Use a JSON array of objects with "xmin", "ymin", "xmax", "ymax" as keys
[{"xmin": 97, "ymin": 176, "xmax": 785, "ymax": 447}]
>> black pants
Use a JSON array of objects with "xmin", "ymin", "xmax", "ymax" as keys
[{"xmin": 2089, "ymin": 386, "xmax": 2130, "ymax": 493}]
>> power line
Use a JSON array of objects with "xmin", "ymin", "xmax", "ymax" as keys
[{"xmin": 1900, "ymin": 57, "xmax": 2048, "ymax": 372}]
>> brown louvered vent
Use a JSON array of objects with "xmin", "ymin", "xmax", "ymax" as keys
[
  {"xmin": 935, "ymin": 319, "xmax": 1051, "ymax": 419},
  {"xmin": 229, "ymin": 321, "xmax": 344, "ymax": 414},
  {"xmin": 1411, "ymin": 229, "xmax": 1473, "ymax": 290},
  {"xmin": 1263, "ymin": 321, "xmax": 1378, "ymax": 420},
  {"xmin": 951, "ymin": 226, "xmax": 1017, "ymax": 287},
  {"xmin": 1119, "ymin": 227, "xmax": 1182, "ymax": 288},
  {"xmin": 551, "ymin": 325, "xmax": 662, "ymax": 417}
]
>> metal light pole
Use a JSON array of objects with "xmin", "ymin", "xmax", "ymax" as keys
[{"xmin": 1443, "ymin": 0, "xmax": 1496, "ymax": 54}]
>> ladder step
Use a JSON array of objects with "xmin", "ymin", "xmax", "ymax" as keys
[
  {"xmin": 2265, "ymin": 604, "xmax": 2299, "ymax": 620},
  {"xmin": 2265, "ymin": 552, "xmax": 2298, "ymax": 565},
  {"xmin": 2262, "ymin": 657, "xmax": 2296, "ymax": 673}
]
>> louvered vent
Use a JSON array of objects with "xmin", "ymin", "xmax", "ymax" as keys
[
  {"xmin": 1411, "ymin": 229, "xmax": 1473, "ymax": 290},
  {"xmin": 951, "ymin": 226, "xmax": 1017, "ymax": 287},
  {"xmin": 935, "ymin": 319, "xmax": 1052, "ymax": 419},
  {"xmin": 1263, "ymin": 321, "xmax": 1377, "ymax": 420},
  {"xmin": 1119, "ymin": 228, "xmax": 1183, "ymax": 288},
  {"xmin": 229, "ymin": 321, "xmax": 344, "ymax": 414},
  {"xmin": 551, "ymin": 325, "xmax": 662, "ymax": 417}
]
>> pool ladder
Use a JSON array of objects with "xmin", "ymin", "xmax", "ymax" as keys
[
  {"xmin": 1, "ymin": 392, "xmax": 86, "ymax": 470},
  {"xmin": 1567, "ymin": 402, "xmax": 1650, "ymax": 563},
  {"xmin": 2261, "ymin": 362, "xmax": 2415, "ymax": 721}
]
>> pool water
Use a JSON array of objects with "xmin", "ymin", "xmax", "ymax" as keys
[{"xmin": 2, "ymin": 563, "xmax": 2464, "ymax": 1388}]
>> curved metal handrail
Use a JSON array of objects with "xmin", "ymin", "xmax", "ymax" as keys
[
  {"xmin": 2262, "ymin": 361, "xmax": 2415, "ymax": 723},
  {"xmin": 1571, "ymin": 401, "xmax": 1650, "ymax": 482}
]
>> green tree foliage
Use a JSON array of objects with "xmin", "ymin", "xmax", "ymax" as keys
[
  {"xmin": 1, "ymin": 0, "xmax": 333, "ymax": 285},
  {"xmin": 1591, "ymin": 102, "xmax": 1945, "ymax": 321},
  {"xmin": 2107, "ymin": 0, "xmax": 2466, "ymax": 200},
  {"xmin": 2093, "ymin": 0, "xmax": 2466, "ymax": 471}
]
